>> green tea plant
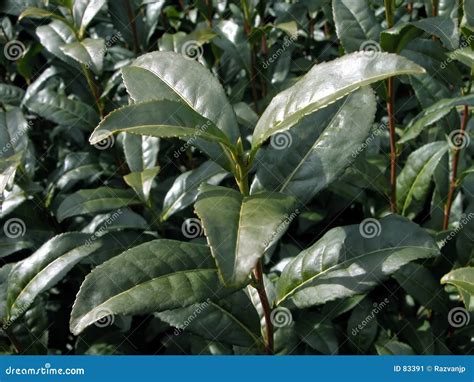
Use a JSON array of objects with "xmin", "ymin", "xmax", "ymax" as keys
[{"xmin": 0, "ymin": 0, "xmax": 472, "ymax": 355}]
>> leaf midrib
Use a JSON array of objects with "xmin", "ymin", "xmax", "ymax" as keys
[
  {"xmin": 73, "ymin": 268, "xmax": 217, "ymax": 331},
  {"xmin": 277, "ymin": 245, "xmax": 436, "ymax": 305},
  {"xmin": 279, "ymin": 95, "xmax": 350, "ymax": 192},
  {"xmin": 259, "ymin": 67, "xmax": 423, "ymax": 145},
  {"xmin": 401, "ymin": 144, "xmax": 447, "ymax": 215},
  {"xmin": 9, "ymin": 240, "xmax": 94, "ymax": 316}
]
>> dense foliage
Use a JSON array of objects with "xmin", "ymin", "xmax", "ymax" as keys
[{"xmin": 0, "ymin": 0, "xmax": 473, "ymax": 355}]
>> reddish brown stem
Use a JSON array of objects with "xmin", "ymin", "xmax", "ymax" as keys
[
  {"xmin": 252, "ymin": 261, "xmax": 274, "ymax": 354},
  {"xmin": 204, "ymin": 0, "xmax": 212, "ymax": 27},
  {"xmin": 125, "ymin": 0, "xmax": 140, "ymax": 54},
  {"xmin": 432, "ymin": 0, "xmax": 438, "ymax": 17},
  {"xmin": 443, "ymin": 105, "xmax": 470, "ymax": 229},
  {"xmin": 387, "ymin": 77, "xmax": 398, "ymax": 213}
]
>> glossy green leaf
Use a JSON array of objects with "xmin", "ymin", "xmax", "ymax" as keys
[
  {"xmin": 398, "ymin": 320, "xmax": 435, "ymax": 355},
  {"xmin": 276, "ymin": 215, "xmax": 439, "ymax": 308},
  {"xmin": 56, "ymin": 187, "xmax": 142, "ymax": 222},
  {"xmin": 332, "ymin": 0, "xmax": 380, "ymax": 53},
  {"xmin": 107, "ymin": 0, "xmax": 146, "ymax": 52},
  {"xmin": 195, "ymin": 184, "xmax": 297, "ymax": 286},
  {"xmin": 6, "ymin": 233, "xmax": 103, "ymax": 321},
  {"xmin": 213, "ymin": 20, "xmax": 251, "ymax": 74},
  {"xmin": 161, "ymin": 161, "xmax": 227, "ymax": 221},
  {"xmin": 375, "ymin": 340, "xmax": 415, "ymax": 355},
  {"xmin": 81, "ymin": 209, "xmax": 148, "ymax": 234},
  {"xmin": 0, "ymin": 84, "xmax": 25, "ymax": 106},
  {"xmin": 9, "ymin": 296, "xmax": 49, "ymax": 354},
  {"xmin": 52, "ymin": 152, "xmax": 101, "ymax": 192},
  {"xmin": 441, "ymin": 267, "xmax": 474, "ymax": 311},
  {"xmin": 70, "ymin": 239, "xmax": 233, "ymax": 335},
  {"xmin": 400, "ymin": 94, "xmax": 474, "ymax": 143},
  {"xmin": 89, "ymin": 100, "xmax": 233, "ymax": 152},
  {"xmin": 121, "ymin": 51, "xmax": 240, "ymax": 169},
  {"xmin": 19, "ymin": 7, "xmax": 67, "ymax": 22},
  {"xmin": 72, "ymin": 0, "xmax": 106, "ymax": 35},
  {"xmin": 252, "ymin": 52, "xmax": 425, "ymax": 148},
  {"xmin": 123, "ymin": 166, "xmax": 160, "ymax": 202},
  {"xmin": 449, "ymin": 48, "xmax": 474, "ymax": 69},
  {"xmin": 122, "ymin": 134, "xmax": 159, "ymax": 173},
  {"xmin": 60, "ymin": 38, "xmax": 105, "ymax": 74},
  {"xmin": 156, "ymin": 291, "xmax": 261, "ymax": 347},
  {"xmin": 0, "ymin": 238, "xmax": 33, "ymax": 258},
  {"xmin": 251, "ymin": 87, "xmax": 376, "ymax": 204},
  {"xmin": 401, "ymin": 38, "xmax": 461, "ymax": 87},
  {"xmin": 0, "ymin": 263, "xmax": 13, "ymax": 319},
  {"xmin": 0, "ymin": 109, "xmax": 29, "ymax": 159},
  {"xmin": 347, "ymin": 298, "xmax": 378, "ymax": 352},
  {"xmin": 295, "ymin": 313, "xmax": 339, "ymax": 354},
  {"xmin": 25, "ymin": 88, "xmax": 98, "ymax": 129},
  {"xmin": 394, "ymin": 263, "xmax": 448, "ymax": 312},
  {"xmin": 382, "ymin": 16, "xmax": 459, "ymax": 53},
  {"xmin": 397, "ymin": 142, "xmax": 449, "ymax": 219},
  {"xmin": 35, "ymin": 20, "xmax": 78, "ymax": 67},
  {"xmin": 380, "ymin": 23, "xmax": 423, "ymax": 53}
]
